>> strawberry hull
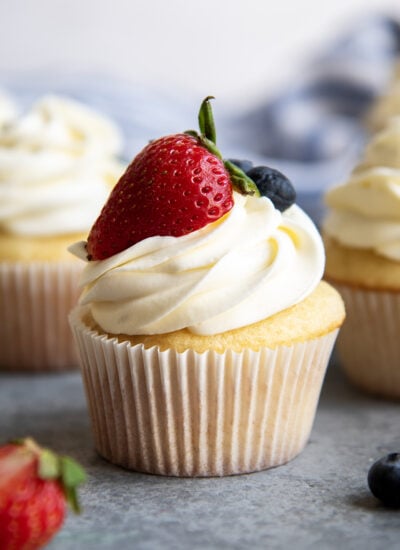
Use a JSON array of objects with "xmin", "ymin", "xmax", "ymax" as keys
[{"xmin": 0, "ymin": 439, "xmax": 85, "ymax": 550}]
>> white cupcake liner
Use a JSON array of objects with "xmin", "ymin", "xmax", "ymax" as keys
[
  {"xmin": 70, "ymin": 305, "xmax": 338, "ymax": 477},
  {"xmin": 334, "ymin": 283, "xmax": 400, "ymax": 398},
  {"xmin": 0, "ymin": 262, "xmax": 82, "ymax": 371}
]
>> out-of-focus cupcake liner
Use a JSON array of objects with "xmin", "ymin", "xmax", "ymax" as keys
[
  {"xmin": 333, "ymin": 283, "xmax": 400, "ymax": 399},
  {"xmin": 0, "ymin": 262, "xmax": 82, "ymax": 371},
  {"xmin": 70, "ymin": 305, "xmax": 338, "ymax": 477}
]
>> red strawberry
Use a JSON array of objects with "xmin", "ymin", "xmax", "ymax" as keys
[
  {"xmin": 0, "ymin": 438, "xmax": 85, "ymax": 550},
  {"xmin": 87, "ymin": 96, "xmax": 259, "ymax": 261}
]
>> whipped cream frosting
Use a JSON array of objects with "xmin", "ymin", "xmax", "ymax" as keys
[
  {"xmin": 324, "ymin": 119, "xmax": 400, "ymax": 261},
  {"xmin": 0, "ymin": 95, "xmax": 124, "ymax": 236},
  {"xmin": 71, "ymin": 192, "xmax": 325, "ymax": 336}
]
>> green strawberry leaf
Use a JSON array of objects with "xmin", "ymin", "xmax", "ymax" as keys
[
  {"xmin": 59, "ymin": 455, "xmax": 87, "ymax": 514},
  {"xmin": 198, "ymin": 96, "xmax": 217, "ymax": 144},
  {"xmin": 184, "ymin": 129, "xmax": 200, "ymax": 140},
  {"xmin": 64, "ymin": 486, "xmax": 81, "ymax": 515},
  {"xmin": 60, "ymin": 456, "xmax": 86, "ymax": 486},
  {"xmin": 224, "ymin": 160, "xmax": 260, "ymax": 197}
]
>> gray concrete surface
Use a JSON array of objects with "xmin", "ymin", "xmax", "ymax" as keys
[{"xmin": 1, "ymin": 357, "xmax": 400, "ymax": 550}]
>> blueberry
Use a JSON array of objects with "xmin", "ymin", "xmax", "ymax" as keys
[
  {"xmin": 246, "ymin": 166, "xmax": 296, "ymax": 212},
  {"xmin": 368, "ymin": 453, "xmax": 400, "ymax": 507},
  {"xmin": 228, "ymin": 159, "xmax": 253, "ymax": 174}
]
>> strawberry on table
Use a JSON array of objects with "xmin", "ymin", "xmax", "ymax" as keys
[
  {"xmin": 0, "ymin": 438, "xmax": 85, "ymax": 550},
  {"xmin": 86, "ymin": 96, "xmax": 259, "ymax": 261}
]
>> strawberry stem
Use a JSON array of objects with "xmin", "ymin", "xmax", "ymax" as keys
[
  {"xmin": 186, "ymin": 97, "xmax": 260, "ymax": 197},
  {"xmin": 12, "ymin": 438, "xmax": 86, "ymax": 515},
  {"xmin": 198, "ymin": 96, "xmax": 217, "ymax": 144}
]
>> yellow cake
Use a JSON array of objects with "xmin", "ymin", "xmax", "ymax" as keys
[
  {"xmin": 324, "ymin": 236, "xmax": 400, "ymax": 291},
  {"xmin": 83, "ymin": 280, "xmax": 344, "ymax": 353}
]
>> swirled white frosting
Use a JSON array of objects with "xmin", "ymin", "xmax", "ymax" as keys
[
  {"xmin": 0, "ymin": 95, "xmax": 124, "ymax": 236},
  {"xmin": 324, "ymin": 119, "xmax": 400, "ymax": 261},
  {"xmin": 70, "ymin": 193, "xmax": 325, "ymax": 336}
]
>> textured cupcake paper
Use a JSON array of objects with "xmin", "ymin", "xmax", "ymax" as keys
[
  {"xmin": 0, "ymin": 262, "xmax": 81, "ymax": 371},
  {"xmin": 71, "ymin": 306, "xmax": 338, "ymax": 477},
  {"xmin": 334, "ymin": 283, "xmax": 400, "ymax": 399}
]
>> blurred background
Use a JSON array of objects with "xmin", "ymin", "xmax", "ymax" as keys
[{"xmin": 1, "ymin": 0, "xmax": 400, "ymax": 220}]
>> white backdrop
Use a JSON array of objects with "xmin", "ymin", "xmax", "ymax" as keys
[{"xmin": 0, "ymin": 0, "xmax": 399, "ymax": 107}]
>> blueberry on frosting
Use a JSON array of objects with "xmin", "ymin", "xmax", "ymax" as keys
[{"xmin": 246, "ymin": 166, "xmax": 296, "ymax": 212}]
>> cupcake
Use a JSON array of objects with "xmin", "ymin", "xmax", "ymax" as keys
[
  {"xmin": 323, "ymin": 118, "xmax": 400, "ymax": 398},
  {"xmin": 0, "ymin": 95, "xmax": 124, "ymax": 370},
  {"xmin": 70, "ymin": 97, "xmax": 345, "ymax": 476}
]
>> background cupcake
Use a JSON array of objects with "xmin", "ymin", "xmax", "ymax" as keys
[
  {"xmin": 323, "ymin": 117, "xmax": 400, "ymax": 398},
  {"xmin": 70, "ymin": 98, "xmax": 345, "ymax": 476},
  {"xmin": 0, "ymin": 95, "xmax": 124, "ymax": 370}
]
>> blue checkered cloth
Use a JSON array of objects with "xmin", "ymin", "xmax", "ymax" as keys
[
  {"xmin": 221, "ymin": 15, "xmax": 400, "ymax": 220},
  {"xmin": 2, "ymin": 14, "xmax": 400, "ymax": 222},
  {"xmin": 236, "ymin": 16, "xmax": 400, "ymax": 161}
]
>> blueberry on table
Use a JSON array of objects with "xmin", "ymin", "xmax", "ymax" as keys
[
  {"xmin": 368, "ymin": 453, "xmax": 400, "ymax": 508},
  {"xmin": 246, "ymin": 166, "xmax": 296, "ymax": 212},
  {"xmin": 228, "ymin": 158, "xmax": 253, "ymax": 174}
]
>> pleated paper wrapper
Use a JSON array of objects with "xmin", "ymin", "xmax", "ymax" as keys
[
  {"xmin": 334, "ymin": 283, "xmax": 400, "ymax": 399},
  {"xmin": 70, "ymin": 305, "xmax": 338, "ymax": 477},
  {"xmin": 0, "ymin": 262, "xmax": 82, "ymax": 371}
]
